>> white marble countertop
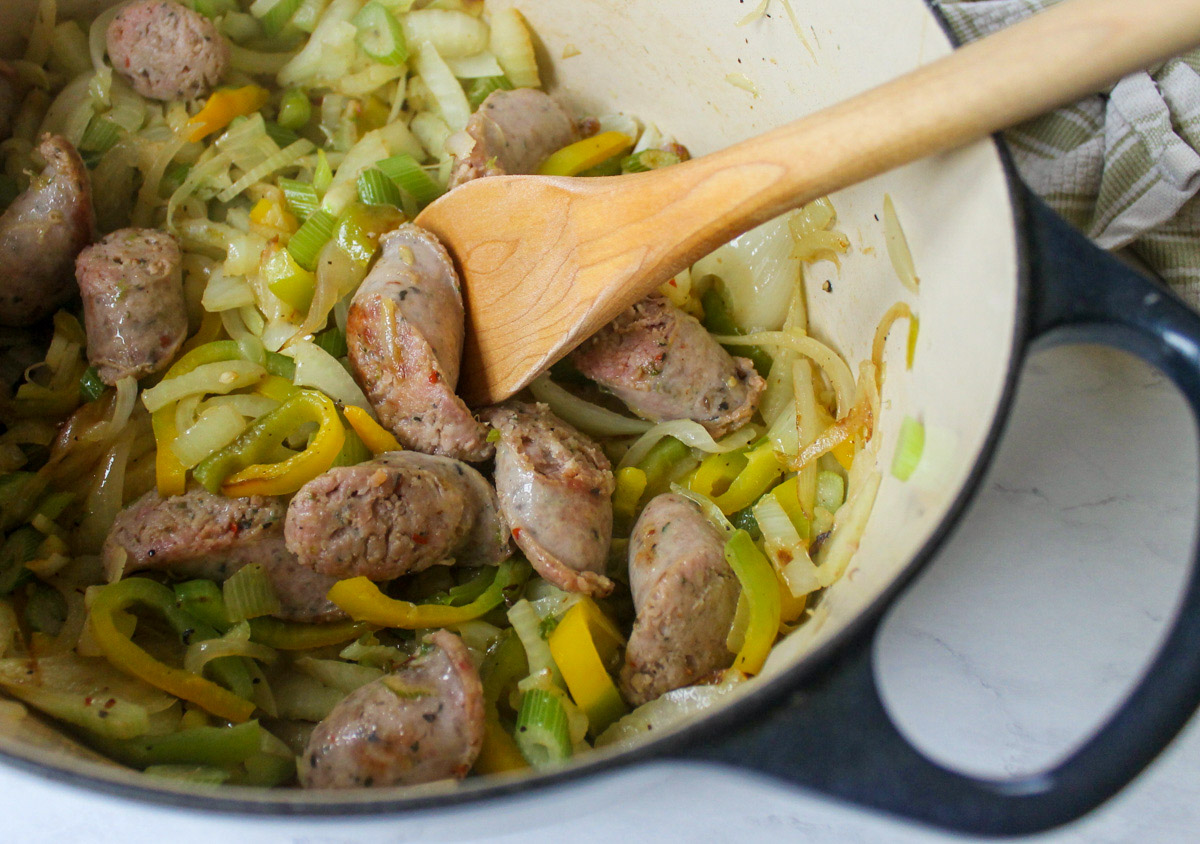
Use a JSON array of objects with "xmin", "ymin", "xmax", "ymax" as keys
[{"xmin": 0, "ymin": 342, "xmax": 1194, "ymax": 843}]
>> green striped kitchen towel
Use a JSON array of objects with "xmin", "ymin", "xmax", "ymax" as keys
[{"xmin": 937, "ymin": 0, "xmax": 1200, "ymax": 306}]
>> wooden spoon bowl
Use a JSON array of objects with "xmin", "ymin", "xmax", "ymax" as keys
[{"xmin": 416, "ymin": 0, "xmax": 1200, "ymax": 407}]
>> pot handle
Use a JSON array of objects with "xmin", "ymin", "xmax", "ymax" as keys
[{"xmin": 672, "ymin": 192, "xmax": 1200, "ymax": 835}]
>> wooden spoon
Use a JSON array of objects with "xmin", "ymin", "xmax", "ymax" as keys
[{"xmin": 416, "ymin": 0, "xmax": 1200, "ymax": 407}]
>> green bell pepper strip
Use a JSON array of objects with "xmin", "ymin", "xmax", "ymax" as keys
[
  {"xmin": 174, "ymin": 579, "xmax": 371, "ymax": 650},
  {"xmin": 723, "ymin": 529, "xmax": 782, "ymax": 676},
  {"xmin": 86, "ymin": 720, "xmax": 295, "ymax": 786},
  {"xmin": 329, "ymin": 559, "xmax": 531, "ymax": 628},
  {"xmin": 700, "ymin": 287, "xmax": 773, "ymax": 377},
  {"xmin": 192, "ymin": 388, "xmax": 345, "ymax": 497}
]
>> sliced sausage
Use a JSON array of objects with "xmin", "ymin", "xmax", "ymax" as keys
[
  {"xmin": 76, "ymin": 228, "xmax": 186, "ymax": 385},
  {"xmin": 106, "ymin": 0, "xmax": 230, "ymax": 101},
  {"xmin": 285, "ymin": 451, "xmax": 509, "ymax": 581},
  {"xmin": 572, "ymin": 294, "xmax": 765, "ymax": 438},
  {"xmin": 103, "ymin": 487, "xmax": 344, "ymax": 623},
  {"xmin": 480, "ymin": 402, "xmax": 614, "ymax": 597},
  {"xmin": 300, "ymin": 629, "xmax": 485, "ymax": 789},
  {"xmin": 0, "ymin": 135, "xmax": 93, "ymax": 326},
  {"xmin": 347, "ymin": 224, "xmax": 492, "ymax": 462},
  {"xmin": 448, "ymin": 88, "xmax": 579, "ymax": 189},
  {"xmin": 619, "ymin": 493, "xmax": 740, "ymax": 706}
]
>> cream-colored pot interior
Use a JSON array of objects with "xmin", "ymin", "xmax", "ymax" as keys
[{"xmin": 0, "ymin": 0, "xmax": 1019, "ymax": 807}]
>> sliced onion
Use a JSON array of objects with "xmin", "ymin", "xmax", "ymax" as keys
[
  {"xmin": 883, "ymin": 194, "xmax": 920, "ymax": 292},
  {"xmin": 184, "ymin": 622, "xmax": 277, "ymax": 676},
  {"xmin": 715, "ymin": 330, "xmax": 856, "ymax": 420},
  {"xmin": 619, "ymin": 420, "xmax": 756, "ymax": 471},
  {"xmin": 286, "ymin": 339, "xmax": 372, "ymax": 412},
  {"xmin": 595, "ymin": 681, "xmax": 741, "ymax": 750},
  {"xmin": 669, "ymin": 483, "xmax": 734, "ymax": 535},
  {"xmin": 140, "ymin": 361, "xmax": 266, "ymax": 413},
  {"xmin": 529, "ymin": 376, "xmax": 651, "ymax": 438}
]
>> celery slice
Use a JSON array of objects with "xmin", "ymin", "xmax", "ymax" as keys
[
  {"xmin": 377, "ymin": 153, "xmax": 443, "ymax": 206},
  {"xmin": 313, "ymin": 149, "xmax": 333, "ymax": 195},
  {"xmin": 250, "ymin": 0, "xmax": 304, "ymax": 37},
  {"xmin": 287, "ymin": 209, "xmax": 336, "ymax": 271},
  {"xmin": 891, "ymin": 416, "xmax": 925, "ymax": 481},
  {"xmin": 515, "ymin": 688, "xmax": 572, "ymax": 767},
  {"xmin": 277, "ymin": 88, "xmax": 312, "ymax": 131},
  {"xmin": 620, "ymin": 149, "xmax": 681, "ymax": 174},
  {"xmin": 80, "ymin": 116, "xmax": 121, "ymax": 154},
  {"xmin": 815, "ymin": 470, "xmax": 845, "ymax": 513},
  {"xmin": 277, "ymin": 177, "xmax": 320, "ymax": 219},
  {"xmin": 353, "ymin": 2, "xmax": 409, "ymax": 65},
  {"xmin": 79, "ymin": 366, "xmax": 106, "ymax": 402},
  {"xmin": 223, "ymin": 563, "xmax": 283, "ymax": 622},
  {"xmin": 357, "ymin": 167, "xmax": 403, "ymax": 207},
  {"xmin": 467, "ymin": 74, "xmax": 513, "ymax": 110}
]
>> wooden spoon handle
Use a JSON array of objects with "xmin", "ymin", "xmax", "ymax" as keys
[{"xmin": 629, "ymin": 0, "xmax": 1200, "ymax": 274}]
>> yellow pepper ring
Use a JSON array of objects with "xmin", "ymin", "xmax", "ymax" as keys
[
  {"xmin": 218, "ymin": 390, "xmax": 345, "ymax": 498},
  {"xmin": 343, "ymin": 406, "xmax": 403, "ymax": 455},
  {"xmin": 151, "ymin": 341, "xmax": 244, "ymax": 497},
  {"xmin": 89, "ymin": 579, "xmax": 256, "ymax": 723},
  {"xmin": 548, "ymin": 598, "xmax": 628, "ymax": 735}
]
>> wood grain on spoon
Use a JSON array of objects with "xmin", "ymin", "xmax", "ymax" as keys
[{"xmin": 416, "ymin": 0, "xmax": 1200, "ymax": 407}]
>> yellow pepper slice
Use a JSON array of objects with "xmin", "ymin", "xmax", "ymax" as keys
[
  {"xmin": 723, "ymin": 529, "xmax": 781, "ymax": 676},
  {"xmin": 89, "ymin": 578, "xmax": 256, "ymax": 723},
  {"xmin": 771, "ymin": 476, "xmax": 811, "ymax": 544},
  {"xmin": 179, "ymin": 310, "xmax": 225, "ymax": 356},
  {"xmin": 611, "ymin": 466, "xmax": 647, "ymax": 524},
  {"xmin": 249, "ymin": 197, "xmax": 299, "ymax": 236},
  {"xmin": 830, "ymin": 437, "xmax": 856, "ymax": 471},
  {"xmin": 690, "ymin": 441, "xmax": 784, "ymax": 516},
  {"xmin": 205, "ymin": 389, "xmax": 345, "ymax": 497},
  {"xmin": 475, "ymin": 718, "xmax": 530, "ymax": 774},
  {"xmin": 537, "ymin": 131, "xmax": 633, "ymax": 177},
  {"xmin": 547, "ymin": 597, "xmax": 627, "ymax": 734},
  {"xmin": 712, "ymin": 441, "xmax": 784, "ymax": 514},
  {"xmin": 343, "ymin": 406, "xmax": 403, "ymax": 455},
  {"xmin": 777, "ymin": 569, "xmax": 808, "ymax": 625},
  {"xmin": 151, "ymin": 341, "xmax": 243, "ymax": 496},
  {"xmin": 329, "ymin": 559, "xmax": 530, "ymax": 628},
  {"xmin": 255, "ymin": 374, "xmax": 298, "ymax": 403},
  {"xmin": 187, "ymin": 85, "xmax": 271, "ymax": 143}
]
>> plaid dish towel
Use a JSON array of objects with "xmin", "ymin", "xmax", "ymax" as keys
[{"xmin": 936, "ymin": 0, "xmax": 1200, "ymax": 307}]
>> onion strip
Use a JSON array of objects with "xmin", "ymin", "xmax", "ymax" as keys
[
  {"xmin": 618, "ymin": 420, "xmax": 756, "ymax": 471},
  {"xmin": 713, "ymin": 330, "xmax": 855, "ymax": 419},
  {"xmin": 528, "ymin": 376, "xmax": 651, "ymax": 438}
]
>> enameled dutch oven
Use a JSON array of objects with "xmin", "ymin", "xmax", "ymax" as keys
[{"xmin": 3, "ymin": 0, "xmax": 1200, "ymax": 835}]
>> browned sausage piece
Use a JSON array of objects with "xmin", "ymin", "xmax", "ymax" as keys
[
  {"xmin": 0, "ymin": 135, "xmax": 93, "ymax": 326},
  {"xmin": 619, "ymin": 493, "xmax": 740, "ymax": 706},
  {"xmin": 572, "ymin": 294, "xmax": 765, "ymax": 438},
  {"xmin": 480, "ymin": 402, "xmax": 614, "ymax": 597},
  {"xmin": 448, "ymin": 88, "xmax": 579, "ymax": 189},
  {"xmin": 76, "ymin": 228, "xmax": 186, "ymax": 385},
  {"xmin": 347, "ymin": 224, "xmax": 492, "ymax": 461},
  {"xmin": 285, "ymin": 451, "xmax": 509, "ymax": 581},
  {"xmin": 107, "ymin": 0, "xmax": 229, "ymax": 101},
  {"xmin": 300, "ymin": 629, "xmax": 485, "ymax": 789},
  {"xmin": 104, "ymin": 487, "xmax": 345, "ymax": 623}
]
